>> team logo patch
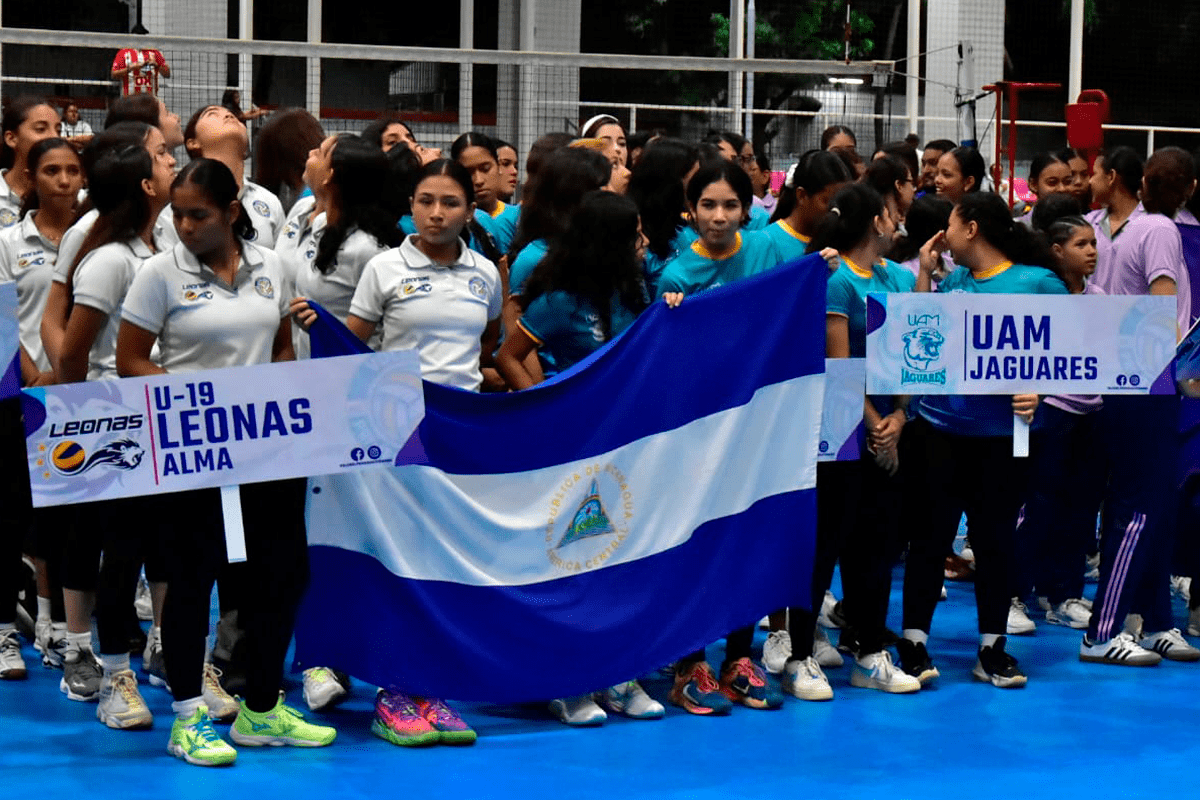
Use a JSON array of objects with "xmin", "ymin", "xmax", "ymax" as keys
[
  {"xmin": 0, "ymin": 208, "xmax": 16, "ymax": 227},
  {"xmin": 468, "ymin": 276, "xmax": 488, "ymax": 299},
  {"xmin": 900, "ymin": 313, "xmax": 947, "ymax": 386},
  {"xmin": 546, "ymin": 464, "xmax": 633, "ymax": 574},
  {"xmin": 254, "ymin": 277, "xmax": 275, "ymax": 299},
  {"xmin": 252, "ymin": 199, "xmax": 270, "ymax": 218},
  {"xmin": 401, "ymin": 282, "xmax": 433, "ymax": 296},
  {"xmin": 50, "ymin": 438, "xmax": 144, "ymax": 476},
  {"xmin": 184, "ymin": 288, "xmax": 214, "ymax": 302},
  {"xmin": 17, "ymin": 254, "xmax": 45, "ymax": 269}
]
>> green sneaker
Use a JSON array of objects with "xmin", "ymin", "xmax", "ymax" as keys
[
  {"xmin": 230, "ymin": 695, "xmax": 337, "ymax": 747},
  {"xmin": 168, "ymin": 706, "xmax": 237, "ymax": 766}
]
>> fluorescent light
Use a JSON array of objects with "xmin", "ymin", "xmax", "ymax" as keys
[{"xmin": 828, "ymin": 77, "xmax": 864, "ymax": 85}]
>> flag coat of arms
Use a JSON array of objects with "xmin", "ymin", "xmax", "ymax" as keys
[{"xmin": 294, "ymin": 254, "xmax": 827, "ymax": 701}]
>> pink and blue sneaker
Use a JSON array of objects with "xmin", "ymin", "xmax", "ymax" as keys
[
  {"xmin": 371, "ymin": 689, "xmax": 440, "ymax": 747},
  {"xmin": 413, "ymin": 696, "xmax": 476, "ymax": 745}
]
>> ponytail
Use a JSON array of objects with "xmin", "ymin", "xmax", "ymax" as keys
[
  {"xmin": 954, "ymin": 192, "xmax": 1055, "ymax": 271},
  {"xmin": 807, "ymin": 183, "xmax": 883, "ymax": 255}
]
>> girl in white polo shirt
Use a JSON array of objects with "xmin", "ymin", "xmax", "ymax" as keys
[
  {"xmin": 293, "ymin": 158, "xmax": 500, "ymax": 748},
  {"xmin": 117, "ymin": 158, "xmax": 336, "ymax": 766}
]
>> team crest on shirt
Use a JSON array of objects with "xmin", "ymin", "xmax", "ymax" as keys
[
  {"xmin": 283, "ymin": 220, "xmax": 301, "ymax": 240},
  {"xmin": 183, "ymin": 282, "xmax": 214, "ymax": 302},
  {"xmin": 468, "ymin": 276, "xmax": 488, "ymax": 299},
  {"xmin": 900, "ymin": 313, "xmax": 947, "ymax": 386},
  {"xmin": 545, "ymin": 464, "xmax": 633, "ymax": 574},
  {"xmin": 254, "ymin": 277, "xmax": 275, "ymax": 299},
  {"xmin": 17, "ymin": 250, "xmax": 46, "ymax": 269},
  {"xmin": 400, "ymin": 282, "xmax": 433, "ymax": 297},
  {"xmin": 0, "ymin": 208, "xmax": 16, "ymax": 227},
  {"xmin": 252, "ymin": 199, "xmax": 270, "ymax": 218}
]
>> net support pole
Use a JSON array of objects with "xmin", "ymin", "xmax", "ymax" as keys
[
  {"xmin": 728, "ymin": 0, "xmax": 744, "ymax": 133},
  {"xmin": 459, "ymin": 0, "xmax": 474, "ymax": 129},
  {"xmin": 743, "ymin": 0, "xmax": 755, "ymax": 141},
  {"xmin": 306, "ymin": 0, "xmax": 321, "ymax": 117},
  {"xmin": 1068, "ymin": 0, "xmax": 1083, "ymax": 103},
  {"xmin": 517, "ymin": 0, "xmax": 536, "ymax": 165},
  {"xmin": 238, "ymin": 0, "xmax": 253, "ymax": 112},
  {"xmin": 906, "ymin": 0, "xmax": 920, "ymax": 136}
]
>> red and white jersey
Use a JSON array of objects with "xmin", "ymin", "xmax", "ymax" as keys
[{"xmin": 112, "ymin": 48, "xmax": 167, "ymax": 96}]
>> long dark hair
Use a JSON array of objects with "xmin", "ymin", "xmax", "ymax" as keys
[
  {"xmin": 66, "ymin": 142, "xmax": 154, "ymax": 299},
  {"xmin": 771, "ymin": 149, "xmax": 853, "ymax": 223},
  {"xmin": 172, "ymin": 157, "xmax": 254, "ymax": 242},
  {"xmin": 1099, "ymin": 145, "xmax": 1143, "ymax": 197},
  {"xmin": 864, "ymin": 154, "xmax": 910, "ymax": 206},
  {"xmin": 361, "ymin": 114, "xmax": 413, "ymax": 150},
  {"xmin": 807, "ymin": 182, "xmax": 883, "ymax": 255},
  {"xmin": 19, "ymin": 137, "xmax": 80, "ymax": 219},
  {"xmin": 508, "ymin": 146, "xmax": 610, "ymax": 260},
  {"xmin": 1, "ymin": 96, "xmax": 54, "ymax": 170},
  {"xmin": 954, "ymin": 192, "xmax": 1056, "ymax": 271},
  {"xmin": 103, "ymin": 93, "xmax": 160, "ymax": 129},
  {"xmin": 450, "ymin": 131, "xmax": 498, "ymax": 163},
  {"xmin": 380, "ymin": 142, "xmax": 423, "ymax": 220},
  {"xmin": 253, "ymin": 108, "xmax": 325, "ymax": 198},
  {"xmin": 314, "ymin": 135, "xmax": 401, "ymax": 274},
  {"xmin": 1142, "ymin": 147, "xmax": 1196, "ymax": 217},
  {"xmin": 628, "ymin": 137, "xmax": 698, "ymax": 260},
  {"xmin": 686, "ymin": 159, "xmax": 753, "ymax": 212},
  {"xmin": 889, "ymin": 194, "xmax": 952, "ymax": 263},
  {"xmin": 820, "ymin": 124, "xmax": 857, "ymax": 150},
  {"xmin": 522, "ymin": 191, "xmax": 647, "ymax": 340},
  {"xmin": 947, "ymin": 146, "xmax": 986, "ymax": 193}
]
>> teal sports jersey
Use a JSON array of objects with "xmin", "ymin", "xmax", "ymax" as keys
[
  {"xmin": 656, "ymin": 230, "xmax": 782, "ymax": 297},
  {"xmin": 745, "ymin": 204, "xmax": 770, "ymax": 231},
  {"xmin": 398, "ymin": 215, "xmax": 417, "ymax": 236},
  {"xmin": 763, "ymin": 219, "xmax": 812, "ymax": 264},
  {"xmin": 518, "ymin": 290, "xmax": 640, "ymax": 372},
  {"xmin": 509, "ymin": 239, "xmax": 550, "ymax": 295},
  {"xmin": 642, "ymin": 226, "xmax": 691, "ymax": 297},
  {"xmin": 918, "ymin": 262, "xmax": 1069, "ymax": 436},
  {"xmin": 827, "ymin": 256, "xmax": 916, "ymax": 358},
  {"xmin": 474, "ymin": 202, "xmax": 520, "ymax": 257}
]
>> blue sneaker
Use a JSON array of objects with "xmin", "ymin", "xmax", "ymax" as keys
[
  {"xmin": 668, "ymin": 661, "xmax": 732, "ymax": 715},
  {"xmin": 719, "ymin": 657, "xmax": 784, "ymax": 709}
]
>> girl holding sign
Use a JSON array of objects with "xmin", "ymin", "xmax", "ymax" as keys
[
  {"xmin": 294, "ymin": 159, "xmax": 500, "ymax": 748},
  {"xmin": 782, "ymin": 183, "xmax": 921, "ymax": 700},
  {"xmin": 117, "ymin": 157, "xmax": 335, "ymax": 765},
  {"xmin": 898, "ymin": 192, "xmax": 1067, "ymax": 689}
]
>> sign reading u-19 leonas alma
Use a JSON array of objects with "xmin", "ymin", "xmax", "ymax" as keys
[{"xmin": 22, "ymin": 352, "xmax": 423, "ymax": 507}]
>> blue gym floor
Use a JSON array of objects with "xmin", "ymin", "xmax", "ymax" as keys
[{"xmin": 4, "ymin": 566, "xmax": 1198, "ymax": 800}]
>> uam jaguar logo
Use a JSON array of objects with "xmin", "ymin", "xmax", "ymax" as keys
[{"xmin": 901, "ymin": 314, "xmax": 947, "ymax": 386}]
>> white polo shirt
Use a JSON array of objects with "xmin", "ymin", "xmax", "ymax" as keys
[
  {"xmin": 240, "ymin": 180, "xmax": 284, "ymax": 248},
  {"xmin": 56, "ymin": 207, "xmax": 178, "ymax": 284},
  {"xmin": 274, "ymin": 194, "xmax": 317, "ymax": 294},
  {"xmin": 291, "ymin": 215, "xmax": 389, "ymax": 359},
  {"xmin": 350, "ymin": 235, "xmax": 502, "ymax": 391},
  {"xmin": 0, "ymin": 212, "xmax": 58, "ymax": 371},
  {"xmin": 72, "ymin": 235, "xmax": 164, "ymax": 381},
  {"xmin": 0, "ymin": 170, "xmax": 22, "ymax": 230},
  {"xmin": 122, "ymin": 241, "xmax": 289, "ymax": 373}
]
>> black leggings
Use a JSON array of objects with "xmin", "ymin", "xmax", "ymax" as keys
[
  {"xmin": 0, "ymin": 397, "xmax": 31, "ymax": 626},
  {"xmin": 161, "ymin": 479, "xmax": 309, "ymax": 712},
  {"xmin": 901, "ymin": 417, "xmax": 1026, "ymax": 637}
]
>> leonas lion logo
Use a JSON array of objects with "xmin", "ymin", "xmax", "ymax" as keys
[
  {"xmin": 49, "ymin": 438, "xmax": 145, "ymax": 476},
  {"xmin": 546, "ymin": 465, "xmax": 633, "ymax": 574}
]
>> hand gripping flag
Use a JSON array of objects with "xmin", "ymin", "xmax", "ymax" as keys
[{"xmin": 294, "ymin": 254, "xmax": 828, "ymax": 702}]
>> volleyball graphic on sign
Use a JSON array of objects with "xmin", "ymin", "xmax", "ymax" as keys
[{"xmin": 51, "ymin": 441, "xmax": 87, "ymax": 475}]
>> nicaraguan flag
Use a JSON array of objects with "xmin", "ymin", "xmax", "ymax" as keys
[{"xmin": 293, "ymin": 254, "xmax": 827, "ymax": 702}]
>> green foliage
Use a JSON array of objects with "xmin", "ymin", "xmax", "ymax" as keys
[
  {"xmin": 712, "ymin": 0, "xmax": 876, "ymax": 60},
  {"xmin": 1061, "ymin": 0, "xmax": 1101, "ymax": 29}
]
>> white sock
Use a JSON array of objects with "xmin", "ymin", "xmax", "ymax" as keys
[
  {"xmin": 65, "ymin": 630, "xmax": 92, "ymax": 655},
  {"xmin": 981, "ymin": 633, "xmax": 1001, "ymax": 648},
  {"xmin": 100, "ymin": 653, "xmax": 130, "ymax": 676},
  {"xmin": 902, "ymin": 628, "xmax": 928, "ymax": 645},
  {"xmin": 172, "ymin": 696, "xmax": 204, "ymax": 719},
  {"xmin": 147, "ymin": 625, "xmax": 161, "ymax": 645},
  {"xmin": 36, "ymin": 597, "xmax": 52, "ymax": 622}
]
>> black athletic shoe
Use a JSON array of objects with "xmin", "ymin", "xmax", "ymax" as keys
[
  {"xmin": 895, "ymin": 638, "xmax": 939, "ymax": 686},
  {"xmin": 836, "ymin": 627, "xmax": 860, "ymax": 658},
  {"xmin": 971, "ymin": 636, "xmax": 1027, "ymax": 688}
]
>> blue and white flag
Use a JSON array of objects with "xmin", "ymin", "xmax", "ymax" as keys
[{"xmin": 293, "ymin": 255, "xmax": 826, "ymax": 702}]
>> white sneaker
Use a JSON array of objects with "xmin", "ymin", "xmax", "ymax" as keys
[
  {"xmin": 97, "ymin": 669, "xmax": 153, "ymax": 729},
  {"xmin": 757, "ymin": 615, "xmax": 770, "ymax": 629},
  {"xmin": 761, "ymin": 630, "xmax": 792, "ymax": 674},
  {"xmin": 1007, "ymin": 599, "xmax": 1036, "ymax": 635},
  {"xmin": 36, "ymin": 621, "xmax": 67, "ymax": 669},
  {"xmin": 1045, "ymin": 599, "xmax": 1092, "ymax": 629},
  {"xmin": 1139, "ymin": 629, "xmax": 1200, "ymax": 662},
  {"xmin": 813, "ymin": 627, "xmax": 844, "ymax": 668},
  {"xmin": 134, "ymin": 574, "xmax": 153, "ymax": 621},
  {"xmin": 940, "ymin": 585, "xmax": 948, "ymax": 601},
  {"xmin": 0, "ymin": 628, "xmax": 27, "ymax": 680},
  {"xmin": 1079, "ymin": 632, "xmax": 1161, "ymax": 666},
  {"xmin": 850, "ymin": 650, "xmax": 921, "ymax": 694},
  {"xmin": 549, "ymin": 695, "xmax": 607, "ymax": 726},
  {"xmin": 597, "ymin": 680, "xmax": 663, "ymax": 719},
  {"xmin": 781, "ymin": 656, "xmax": 833, "ymax": 701},
  {"xmin": 1171, "ymin": 576, "xmax": 1192, "ymax": 602},
  {"xmin": 959, "ymin": 540, "xmax": 974, "ymax": 564},
  {"xmin": 302, "ymin": 667, "xmax": 349, "ymax": 711},
  {"xmin": 1188, "ymin": 607, "xmax": 1200, "ymax": 638},
  {"xmin": 817, "ymin": 591, "xmax": 840, "ymax": 629},
  {"xmin": 202, "ymin": 663, "xmax": 240, "ymax": 722}
]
